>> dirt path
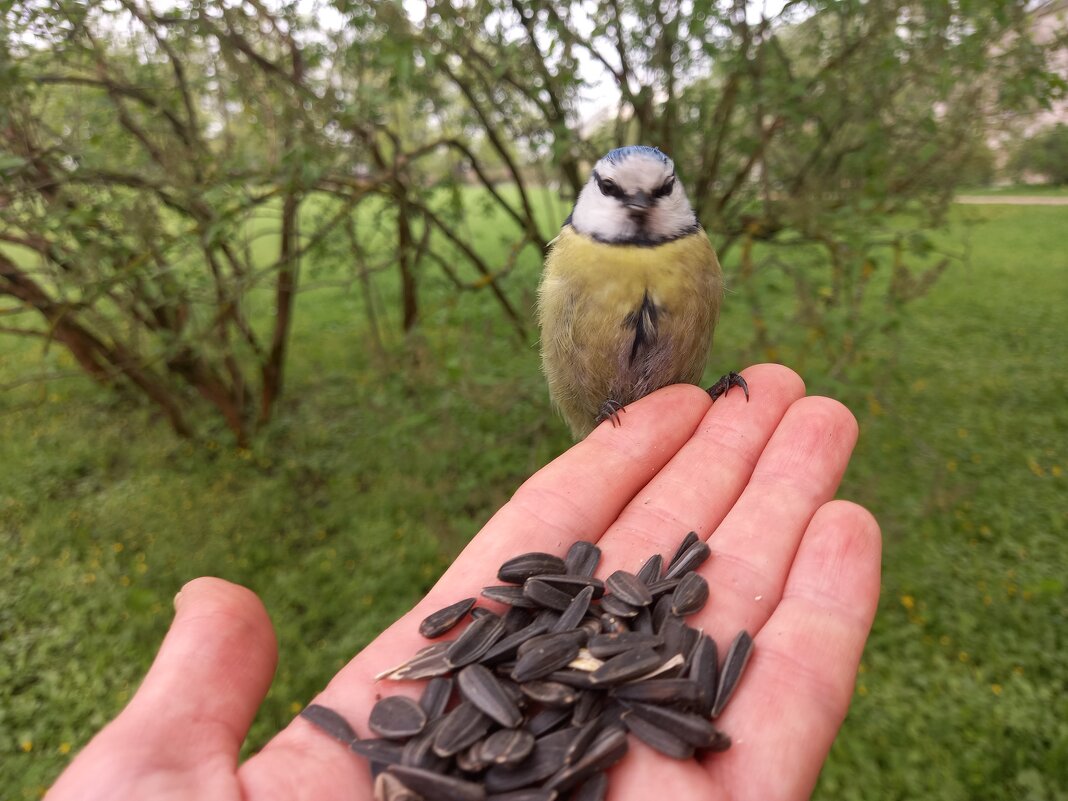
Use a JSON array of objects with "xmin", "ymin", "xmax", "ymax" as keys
[{"xmin": 955, "ymin": 195, "xmax": 1068, "ymax": 205}]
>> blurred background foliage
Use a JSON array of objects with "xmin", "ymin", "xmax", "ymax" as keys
[{"xmin": 1, "ymin": 0, "xmax": 1066, "ymax": 798}]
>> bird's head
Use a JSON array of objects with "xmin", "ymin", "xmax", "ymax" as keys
[{"xmin": 570, "ymin": 146, "xmax": 698, "ymax": 245}]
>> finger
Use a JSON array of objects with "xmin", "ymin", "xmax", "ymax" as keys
[
  {"xmin": 709, "ymin": 501, "xmax": 882, "ymax": 800},
  {"xmin": 240, "ymin": 385, "xmax": 712, "ymax": 800},
  {"xmin": 48, "ymin": 578, "xmax": 276, "ymax": 799},
  {"xmin": 689, "ymin": 396, "xmax": 860, "ymax": 647},
  {"xmin": 596, "ymin": 363, "xmax": 805, "ymax": 574}
]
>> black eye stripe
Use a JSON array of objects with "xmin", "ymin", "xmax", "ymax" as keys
[
  {"xmin": 652, "ymin": 175, "xmax": 675, "ymax": 199},
  {"xmin": 593, "ymin": 170, "xmax": 625, "ymax": 199}
]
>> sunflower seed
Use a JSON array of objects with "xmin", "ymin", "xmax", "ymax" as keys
[
  {"xmin": 502, "ymin": 606, "xmax": 535, "ymax": 633},
  {"xmin": 369, "ymin": 696, "xmax": 427, "ymax": 739},
  {"xmin": 456, "ymin": 741, "xmax": 492, "ymax": 773},
  {"xmin": 300, "ymin": 703, "xmax": 356, "ymax": 744},
  {"xmin": 687, "ymin": 634, "xmax": 719, "ymax": 717},
  {"xmin": 433, "ymin": 701, "xmax": 493, "ymax": 757},
  {"xmin": 471, "ymin": 607, "xmax": 495, "ymax": 619},
  {"xmin": 627, "ymin": 652, "xmax": 687, "ymax": 682},
  {"xmin": 647, "ymin": 577, "xmax": 683, "ymax": 599},
  {"xmin": 387, "ymin": 765, "xmax": 486, "ymax": 801},
  {"xmin": 667, "ymin": 531, "xmax": 700, "ymax": 571},
  {"xmin": 589, "ymin": 646, "xmax": 663, "ymax": 685},
  {"xmin": 622, "ymin": 701, "xmax": 720, "ymax": 748},
  {"xmin": 598, "ymin": 594, "xmax": 639, "ymax": 618},
  {"xmin": 587, "ymin": 631, "xmax": 662, "ymax": 658},
  {"xmin": 480, "ymin": 728, "xmax": 535, "ymax": 765},
  {"xmin": 564, "ymin": 713, "xmax": 605, "ymax": 764},
  {"xmin": 599, "ymin": 613, "xmax": 628, "ymax": 634},
  {"xmin": 374, "ymin": 771, "xmax": 423, "ymax": 801},
  {"xmin": 543, "ymin": 725, "xmax": 628, "ymax": 792},
  {"xmin": 651, "ymin": 594, "xmax": 674, "ymax": 631},
  {"xmin": 564, "ymin": 541, "xmax": 601, "ymax": 577},
  {"xmin": 658, "ymin": 615, "xmax": 687, "ymax": 657},
  {"xmin": 664, "ymin": 540, "xmax": 711, "ymax": 580},
  {"xmin": 458, "ymin": 663, "xmax": 523, "ymax": 728},
  {"xmin": 480, "ymin": 620, "xmax": 551, "ymax": 665},
  {"xmin": 447, "ymin": 613, "xmax": 507, "ymax": 667},
  {"xmin": 498, "ymin": 553, "xmax": 568, "ymax": 584},
  {"xmin": 569, "ymin": 772, "xmax": 608, "ymax": 801},
  {"xmin": 545, "ymin": 668, "xmax": 598, "ymax": 688},
  {"xmin": 482, "ymin": 585, "xmax": 540, "ymax": 608},
  {"xmin": 635, "ymin": 553, "xmax": 664, "ymax": 585},
  {"xmin": 605, "ymin": 570, "xmax": 653, "ymax": 607},
  {"xmin": 551, "ymin": 585, "xmax": 595, "ymax": 633},
  {"xmin": 517, "ymin": 629, "xmax": 587, "ymax": 659},
  {"xmin": 532, "ymin": 574, "xmax": 606, "ymax": 599},
  {"xmin": 486, "ymin": 790, "xmax": 558, "ymax": 801},
  {"xmin": 483, "ymin": 728, "xmax": 575, "ymax": 792},
  {"xmin": 621, "ymin": 710, "xmax": 695, "ymax": 759},
  {"xmin": 670, "ymin": 572, "xmax": 709, "ymax": 617},
  {"xmin": 711, "ymin": 630, "xmax": 754, "ymax": 718},
  {"xmin": 402, "ymin": 723, "xmax": 451, "ymax": 772},
  {"xmin": 704, "ymin": 730, "xmax": 732, "ymax": 752},
  {"xmin": 512, "ymin": 634, "xmax": 582, "ymax": 682},
  {"xmin": 523, "ymin": 579, "xmax": 575, "ymax": 611},
  {"xmin": 376, "ymin": 642, "xmax": 453, "ymax": 681},
  {"xmin": 632, "ymin": 605, "xmax": 654, "ymax": 635},
  {"xmin": 525, "ymin": 705, "xmax": 572, "ymax": 736},
  {"xmin": 570, "ymin": 691, "xmax": 606, "ymax": 728},
  {"xmin": 416, "ymin": 598, "xmax": 476, "ymax": 645},
  {"xmin": 519, "ymin": 680, "xmax": 579, "ymax": 707},
  {"xmin": 418, "ymin": 676, "xmax": 454, "ymax": 721},
  {"xmin": 610, "ymin": 678, "xmax": 702, "ymax": 706},
  {"xmin": 350, "ymin": 737, "xmax": 406, "ymax": 764}
]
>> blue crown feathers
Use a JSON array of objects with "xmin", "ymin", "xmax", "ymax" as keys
[{"xmin": 600, "ymin": 145, "xmax": 671, "ymax": 165}]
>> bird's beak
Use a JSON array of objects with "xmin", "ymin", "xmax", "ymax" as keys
[{"xmin": 625, "ymin": 191, "xmax": 652, "ymax": 213}]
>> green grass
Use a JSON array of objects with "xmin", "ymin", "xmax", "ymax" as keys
[{"xmin": 1, "ymin": 201, "xmax": 1066, "ymax": 799}]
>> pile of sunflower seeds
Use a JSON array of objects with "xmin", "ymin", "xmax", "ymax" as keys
[{"xmin": 301, "ymin": 532, "xmax": 754, "ymax": 801}]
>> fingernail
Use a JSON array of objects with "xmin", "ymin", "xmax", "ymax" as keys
[{"xmin": 173, "ymin": 589, "xmax": 184, "ymax": 610}]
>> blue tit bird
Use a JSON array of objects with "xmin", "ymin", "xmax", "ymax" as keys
[{"xmin": 537, "ymin": 145, "xmax": 747, "ymax": 439}]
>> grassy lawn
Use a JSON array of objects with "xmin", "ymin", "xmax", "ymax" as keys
[
  {"xmin": 1, "ymin": 201, "xmax": 1065, "ymax": 798},
  {"xmin": 956, "ymin": 184, "xmax": 1068, "ymax": 197}
]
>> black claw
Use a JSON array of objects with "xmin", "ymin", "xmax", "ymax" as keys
[
  {"xmin": 595, "ymin": 399, "xmax": 627, "ymax": 428},
  {"xmin": 707, "ymin": 372, "xmax": 749, "ymax": 403}
]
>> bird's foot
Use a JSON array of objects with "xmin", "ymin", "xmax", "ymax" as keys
[
  {"xmin": 595, "ymin": 399, "xmax": 627, "ymax": 428},
  {"xmin": 706, "ymin": 371, "xmax": 750, "ymax": 403}
]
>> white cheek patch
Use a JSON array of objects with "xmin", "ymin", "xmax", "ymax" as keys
[{"xmin": 569, "ymin": 179, "xmax": 697, "ymax": 243}]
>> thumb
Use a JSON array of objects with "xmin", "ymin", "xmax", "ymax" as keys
[{"xmin": 48, "ymin": 578, "xmax": 277, "ymax": 799}]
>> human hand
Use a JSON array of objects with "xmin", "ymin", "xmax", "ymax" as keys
[{"xmin": 47, "ymin": 364, "xmax": 881, "ymax": 801}]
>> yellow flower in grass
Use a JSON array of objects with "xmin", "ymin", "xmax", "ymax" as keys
[{"xmin": 900, "ymin": 594, "xmax": 915, "ymax": 611}]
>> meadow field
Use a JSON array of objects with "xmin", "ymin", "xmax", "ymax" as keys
[{"xmin": 1, "ymin": 198, "xmax": 1066, "ymax": 798}]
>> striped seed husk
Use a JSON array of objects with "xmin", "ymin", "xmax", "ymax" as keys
[
  {"xmin": 300, "ymin": 703, "xmax": 356, "ymax": 744},
  {"xmin": 479, "ymin": 727, "xmax": 536, "ymax": 765},
  {"xmin": 651, "ymin": 593, "xmax": 675, "ymax": 632},
  {"xmin": 570, "ymin": 690, "xmax": 606, "ymax": 727},
  {"xmin": 482, "ymin": 585, "xmax": 540, "ymax": 608},
  {"xmin": 632, "ymin": 605, "xmax": 654, "ymax": 635},
  {"xmin": 483, "ymin": 728, "xmax": 576, "ymax": 792},
  {"xmin": 563, "ymin": 541, "xmax": 601, "ymax": 577},
  {"xmin": 589, "ymin": 646, "xmax": 663, "ymax": 685},
  {"xmin": 658, "ymin": 615, "xmax": 687, "ymax": 658},
  {"xmin": 481, "ymin": 620, "xmax": 551, "ymax": 665},
  {"xmin": 563, "ymin": 714, "xmax": 605, "ymax": 765},
  {"xmin": 532, "ymin": 574, "xmax": 606, "ymax": 599},
  {"xmin": 458, "ymin": 663, "xmax": 523, "ymax": 728},
  {"xmin": 368, "ymin": 696, "xmax": 428, "ymax": 739},
  {"xmin": 525, "ymin": 705, "xmax": 573, "ymax": 736},
  {"xmin": 544, "ymin": 668, "xmax": 597, "ymax": 689},
  {"xmin": 350, "ymin": 737, "xmax": 406, "ymax": 765},
  {"xmin": 523, "ymin": 579, "xmax": 575, "ymax": 611},
  {"xmin": 610, "ymin": 678, "xmax": 702, "ymax": 706},
  {"xmin": 664, "ymin": 540, "xmax": 711, "ymax": 580},
  {"xmin": 418, "ymin": 598, "xmax": 478, "ymax": 645},
  {"xmin": 446, "ymin": 613, "xmax": 507, "ymax": 668},
  {"xmin": 551, "ymin": 585, "xmax": 595, "ymax": 633},
  {"xmin": 498, "ymin": 552, "xmax": 568, "ymax": 584},
  {"xmin": 471, "ymin": 607, "xmax": 495, "ymax": 620},
  {"xmin": 418, "ymin": 676, "xmax": 454, "ymax": 721},
  {"xmin": 376, "ymin": 642, "xmax": 452, "ymax": 681},
  {"xmin": 519, "ymin": 680, "xmax": 579, "ymax": 707},
  {"xmin": 386, "ymin": 765, "xmax": 486, "ymax": 801},
  {"xmin": 598, "ymin": 594, "xmax": 639, "ymax": 618},
  {"xmin": 569, "ymin": 771, "xmax": 608, "ymax": 801},
  {"xmin": 517, "ymin": 629, "xmax": 587, "ymax": 660},
  {"xmin": 486, "ymin": 790, "xmax": 558, "ymax": 801},
  {"xmin": 711, "ymin": 630, "xmax": 754, "ymax": 718},
  {"xmin": 686, "ymin": 634, "xmax": 719, "ymax": 718},
  {"xmin": 605, "ymin": 570, "xmax": 653, "ymax": 607},
  {"xmin": 456, "ymin": 741, "xmax": 492, "ymax": 773},
  {"xmin": 621, "ymin": 710, "xmax": 695, "ymax": 759},
  {"xmin": 502, "ymin": 605, "xmax": 536, "ymax": 633},
  {"xmin": 401, "ymin": 723, "xmax": 451, "ymax": 772},
  {"xmin": 666, "ymin": 531, "xmax": 700, "ymax": 572},
  {"xmin": 622, "ymin": 701, "xmax": 720, "ymax": 748},
  {"xmin": 432, "ymin": 701, "xmax": 493, "ymax": 757},
  {"xmin": 511, "ymin": 634, "xmax": 582, "ymax": 682},
  {"xmin": 587, "ymin": 631, "xmax": 662, "ymax": 658},
  {"xmin": 670, "ymin": 572, "xmax": 710, "ymax": 617},
  {"xmin": 635, "ymin": 553, "xmax": 664, "ymax": 585},
  {"xmin": 543, "ymin": 725, "xmax": 628, "ymax": 793}
]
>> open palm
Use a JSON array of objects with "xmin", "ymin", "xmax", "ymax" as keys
[{"xmin": 48, "ymin": 364, "xmax": 881, "ymax": 801}]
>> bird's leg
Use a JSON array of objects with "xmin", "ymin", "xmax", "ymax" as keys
[
  {"xmin": 595, "ymin": 399, "xmax": 627, "ymax": 428},
  {"xmin": 707, "ymin": 372, "xmax": 750, "ymax": 403}
]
